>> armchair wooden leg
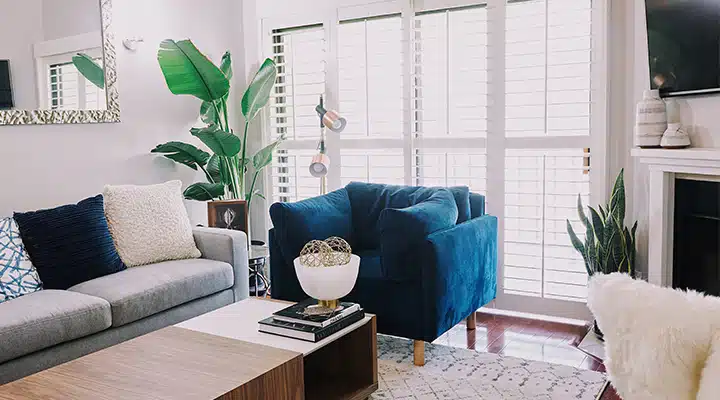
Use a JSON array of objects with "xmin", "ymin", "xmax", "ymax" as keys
[
  {"xmin": 466, "ymin": 312, "xmax": 477, "ymax": 330},
  {"xmin": 413, "ymin": 340, "xmax": 425, "ymax": 366}
]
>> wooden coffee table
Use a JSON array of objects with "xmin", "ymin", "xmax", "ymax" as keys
[{"xmin": 0, "ymin": 299, "xmax": 378, "ymax": 400}]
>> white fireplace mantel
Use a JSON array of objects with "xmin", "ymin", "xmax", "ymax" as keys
[{"xmin": 632, "ymin": 148, "xmax": 720, "ymax": 287}]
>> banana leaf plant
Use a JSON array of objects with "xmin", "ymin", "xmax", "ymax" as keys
[
  {"xmin": 150, "ymin": 39, "xmax": 284, "ymax": 212},
  {"xmin": 567, "ymin": 169, "xmax": 638, "ymax": 277}
]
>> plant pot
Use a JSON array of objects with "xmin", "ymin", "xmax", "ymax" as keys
[
  {"xmin": 293, "ymin": 254, "xmax": 360, "ymax": 307},
  {"xmin": 207, "ymin": 200, "xmax": 249, "ymax": 233},
  {"xmin": 593, "ymin": 320, "xmax": 604, "ymax": 342}
]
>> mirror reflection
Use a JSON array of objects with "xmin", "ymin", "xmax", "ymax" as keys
[{"xmin": 0, "ymin": 0, "xmax": 106, "ymax": 112}]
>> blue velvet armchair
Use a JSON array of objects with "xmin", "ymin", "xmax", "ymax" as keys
[{"xmin": 269, "ymin": 182, "xmax": 497, "ymax": 363}]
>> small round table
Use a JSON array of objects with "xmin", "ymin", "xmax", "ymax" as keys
[{"xmin": 249, "ymin": 245, "xmax": 270, "ymax": 297}]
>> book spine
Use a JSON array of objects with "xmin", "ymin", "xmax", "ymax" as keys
[
  {"xmin": 319, "ymin": 304, "xmax": 361, "ymax": 328},
  {"xmin": 315, "ymin": 311, "xmax": 365, "ymax": 341}
]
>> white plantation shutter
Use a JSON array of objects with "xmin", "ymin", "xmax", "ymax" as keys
[
  {"xmin": 268, "ymin": 25, "xmax": 326, "ymax": 203},
  {"xmin": 503, "ymin": 0, "xmax": 594, "ymax": 302},
  {"xmin": 340, "ymin": 149, "xmax": 405, "ymax": 186},
  {"xmin": 338, "ymin": 15, "xmax": 404, "ymax": 138},
  {"xmin": 413, "ymin": 6, "xmax": 488, "ymax": 193}
]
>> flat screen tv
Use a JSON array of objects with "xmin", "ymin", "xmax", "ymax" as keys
[
  {"xmin": 0, "ymin": 60, "xmax": 12, "ymax": 109},
  {"xmin": 646, "ymin": 0, "xmax": 720, "ymax": 97}
]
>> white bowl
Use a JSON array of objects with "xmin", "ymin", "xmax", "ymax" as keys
[{"xmin": 293, "ymin": 254, "xmax": 360, "ymax": 301}]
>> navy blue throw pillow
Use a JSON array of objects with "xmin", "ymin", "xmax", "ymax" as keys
[{"xmin": 13, "ymin": 195, "xmax": 126, "ymax": 290}]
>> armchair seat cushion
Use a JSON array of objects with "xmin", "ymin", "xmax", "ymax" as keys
[
  {"xmin": 68, "ymin": 259, "xmax": 233, "ymax": 327},
  {"xmin": 356, "ymin": 249, "xmax": 383, "ymax": 280}
]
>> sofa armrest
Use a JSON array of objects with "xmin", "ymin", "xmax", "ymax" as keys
[
  {"xmin": 418, "ymin": 215, "xmax": 498, "ymax": 341},
  {"xmin": 193, "ymin": 227, "xmax": 249, "ymax": 302}
]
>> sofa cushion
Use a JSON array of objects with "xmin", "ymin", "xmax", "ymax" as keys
[
  {"xmin": 346, "ymin": 183, "xmax": 444, "ymax": 251},
  {"xmin": 13, "ymin": 195, "xmax": 127, "ymax": 290},
  {"xmin": 378, "ymin": 189, "xmax": 458, "ymax": 280},
  {"xmin": 68, "ymin": 259, "xmax": 233, "ymax": 327},
  {"xmin": 0, "ymin": 290, "xmax": 111, "ymax": 364},
  {"xmin": 269, "ymin": 188, "xmax": 353, "ymax": 266}
]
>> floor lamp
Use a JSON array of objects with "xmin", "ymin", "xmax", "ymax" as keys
[{"xmin": 309, "ymin": 96, "xmax": 346, "ymax": 194}]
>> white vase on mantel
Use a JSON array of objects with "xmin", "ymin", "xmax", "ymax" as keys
[{"xmin": 635, "ymin": 89, "xmax": 667, "ymax": 148}]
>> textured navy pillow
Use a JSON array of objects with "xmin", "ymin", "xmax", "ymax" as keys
[{"xmin": 13, "ymin": 195, "xmax": 126, "ymax": 290}]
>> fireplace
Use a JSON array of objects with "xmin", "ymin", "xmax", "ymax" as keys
[
  {"xmin": 632, "ymin": 148, "xmax": 720, "ymax": 287},
  {"xmin": 673, "ymin": 178, "xmax": 720, "ymax": 295}
]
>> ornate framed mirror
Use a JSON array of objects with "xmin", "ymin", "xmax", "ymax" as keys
[{"xmin": 0, "ymin": 0, "xmax": 119, "ymax": 125}]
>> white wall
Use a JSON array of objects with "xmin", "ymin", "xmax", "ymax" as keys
[
  {"xmin": 0, "ymin": 0, "xmax": 43, "ymax": 109},
  {"xmin": 0, "ymin": 0, "xmax": 244, "ymax": 226},
  {"xmin": 42, "ymin": 0, "xmax": 101, "ymax": 41}
]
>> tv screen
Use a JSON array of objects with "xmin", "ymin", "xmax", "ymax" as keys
[
  {"xmin": 0, "ymin": 60, "xmax": 12, "ymax": 109},
  {"xmin": 646, "ymin": 0, "xmax": 720, "ymax": 97}
]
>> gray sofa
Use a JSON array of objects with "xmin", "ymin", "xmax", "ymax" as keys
[{"xmin": 0, "ymin": 227, "xmax": 248, "ymax": 385}]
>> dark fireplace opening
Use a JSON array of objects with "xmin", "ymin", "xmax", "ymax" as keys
[{"xmin": 673, "ymin": 178, "xmax": 720, "ymax": 296}]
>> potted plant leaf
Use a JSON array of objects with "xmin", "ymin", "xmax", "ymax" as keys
[
  {"xmin": 150, "ymin": 39, "xmax": 284, "ymax": 239},
  {"xmin": 567, "ymin": 169, "xmax": 637, "ymax": 340}
]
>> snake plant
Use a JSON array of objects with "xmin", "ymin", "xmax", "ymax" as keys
[
  {"xmin": 151, "ymin": 39, "xmax": 284, "ymax": 212},
  {"xmin": 567, "ymin": 169, "xmax": 637, "ymax": 276}
]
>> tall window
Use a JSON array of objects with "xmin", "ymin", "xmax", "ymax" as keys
[
  {"xmin": 264, "ymin": 0, "xmax": 604, "ymax": 314},
  {"xmin": 502, "ymin": 0, "xmax": 593, "ymax": 302},
  {"xmin": 269, "ymin": 25, "xmax": 326, "ymax": 203}
]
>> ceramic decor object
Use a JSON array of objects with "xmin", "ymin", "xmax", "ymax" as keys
[
  {"xmin": 660, "ymin": 123, "xmax": 691, "ymax": 149},
  {"xmin": 635, "ymin": 89, "xmax": 667, "ymax": 148}
]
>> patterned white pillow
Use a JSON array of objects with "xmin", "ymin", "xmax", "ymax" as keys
[
  {"xmin": 0, "ymin": 217, "xmax": 42, "ymax": 303},
  {"xmin": 103, "ymin": 180, "xmax": 201, "ymax": 267}
]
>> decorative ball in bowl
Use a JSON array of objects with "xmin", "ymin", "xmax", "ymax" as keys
[
  {"xmin": 293, "ymin": 237, "xmax": 360, "ymax": 312},
  {"xmin": 293, "ymin": 254, "xmax": 360, "ymax": 306}
]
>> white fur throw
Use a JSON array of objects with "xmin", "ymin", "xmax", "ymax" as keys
[
  {"xmin": 103, "ymin": 181, "xmax": 200, "ymax": 267},
  {"xmin": 588, "ymin": 273, "xmax": 720, "ymax": 400}
]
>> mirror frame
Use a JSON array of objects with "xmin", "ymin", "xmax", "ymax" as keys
[{"xmin": 0, "ymin": 0, "xmax": 119, "ymax": 126}]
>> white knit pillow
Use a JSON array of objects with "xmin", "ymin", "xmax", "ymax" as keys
[{"xmin": 103, "ymin": 181, "xmax": 200, "ymax": 267}]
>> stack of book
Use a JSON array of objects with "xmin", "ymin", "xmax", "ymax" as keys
[{"xmin": 258, "ymin": 299, "xmax": 364, "ymax": 342}]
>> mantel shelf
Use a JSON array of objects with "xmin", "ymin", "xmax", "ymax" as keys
[
  {"xmin": 632, "ymin": 147, "xmax": 720, "ymax": 177},
  {"xmin": 631, "ymin": 147, "xmax": 720, "ymax": 161}
]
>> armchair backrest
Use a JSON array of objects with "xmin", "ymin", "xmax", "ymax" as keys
[{"xmin": 345, "ymin": 182, "xmax": 475, "ymax": 251}]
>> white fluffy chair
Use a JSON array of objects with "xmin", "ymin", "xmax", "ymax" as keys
[{"xmin": 588, "ymin": 273, "xmax": 720, "ymax": 400}]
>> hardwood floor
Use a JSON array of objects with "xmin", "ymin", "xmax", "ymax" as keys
[{"xmin": 432, "ymin": 312, "xmax": 621, "ymax": 400}]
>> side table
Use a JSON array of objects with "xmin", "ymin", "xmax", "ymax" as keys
[{"xmin": 249, "ymin": 244, "xmax": 270, "ymax": 297}]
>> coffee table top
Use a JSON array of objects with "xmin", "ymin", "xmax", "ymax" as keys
[{"xmin": 176, "ymin": 298, "xmax": 373, "ymax": 356}]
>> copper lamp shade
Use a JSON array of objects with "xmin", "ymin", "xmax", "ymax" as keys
[
  {"xmin": 321, "ymin": 110, "xmax": 347, "ymax": 133},
  {"xmin": 309, "ymin": 153, "xmax": 330, "ymax": 178}
]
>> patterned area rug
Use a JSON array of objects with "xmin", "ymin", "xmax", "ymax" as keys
[{"xmin": 373, "ymin": 335, "xmax": 608, "ymax": 400}]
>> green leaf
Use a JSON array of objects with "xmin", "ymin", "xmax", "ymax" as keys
[
  {"xmin": 220, "ymin": 52, "xmax": 232, "ymax": 80},
  {"xmin": 200, "ymin": 101, "xmax": 219, "ymax": 124},
  {"xmin": 241, "ymin": 58, "xmax": 277, "ymax": 121},
  {"xmin": 577, "ymin": 195, "xmax": 590, "ymax": 228},
  {"xmin": 253, "ymin": 136, "xmax": 285, "ymax": 170},
  {"xmin": 157, "ymin": 39, "xmax": 229, "ymax": 102},
  {"xmin": 567, "ymin": 220, "xmax": 586, "ymax": 258},
  {"xmin": 588, "ymin": 206, "xmax": 604, "ymax": 244},
  {"xmin": 183, "ymin": 182, "xmax": 225, "ymax": 201},
  {"xmin": 598, "ymin": 205, "xmax": 607, "ymax": 221},
  {"xmin": 609, "ymin": 169, "xmax": 626, "ymax": 225},
  {"xmin": 207, "ymin": 155, "xmax": 222, "ymax": 183},
  {"xmin": 151, "ymin": 142, "xmax": 210, "ymax": 171},
  {"xmin": 72, "ymin": 53, "xmax": 105, "ymax": 89},
  {"xmin": 190, "ymin": 125, "xmax": 241, "ymax": 157}
]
